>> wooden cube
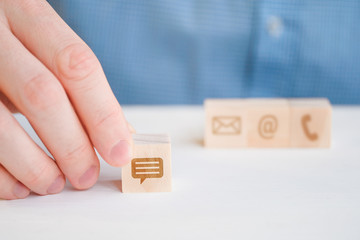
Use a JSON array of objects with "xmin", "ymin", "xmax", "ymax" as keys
[
  {"xmin": 122, "ymin": 134, "xmax": 172, "ymax": 193},
  {"xmin": 247, "ymin": 99, "xmax": 290, "ymax": 148},
  {"xmin": 289, "ymin": 98, "xmax": 332, "ymax": 148},
  {"xmin": 204, "ymin": 99, "xmax": 248, "ymax": 148}
]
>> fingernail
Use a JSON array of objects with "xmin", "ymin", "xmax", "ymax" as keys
[
  {"xmin": 47, "ymin": 176, "xmax": 65, "ymax": 194},
  {"xmin": 79, "ymin": 166, "xmax": 98, "ymax": 188},
  {"xmin": 110, "ymin": 140, "xmax": 132, "ymax": 166},
  {"xmin": 13, "ymin": 181, "xmax": 30, "ymax": 199}
]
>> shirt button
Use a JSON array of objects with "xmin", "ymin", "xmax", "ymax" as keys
[{"xmin": 267, "ymin": 16, "xmax": 284, "ymax": 38}]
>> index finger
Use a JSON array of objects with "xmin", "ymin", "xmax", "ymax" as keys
[{"xmin": 5, "ymin": 0, "xmax": 132, "ymax": 166}]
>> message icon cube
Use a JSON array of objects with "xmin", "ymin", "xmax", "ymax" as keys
[
  {"xmin": 122, "ymin": 134, "xmax": 172, "ymax": 193},
  {"xmin": 131, "ymin": 158, "xmax": 164, "ymax": 184}
]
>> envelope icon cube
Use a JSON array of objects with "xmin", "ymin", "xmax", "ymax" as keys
[
  {"xmin": 205, "ymin": 99, "xmax": 248, "ymax": 148},
  {"xmin": 212, "ymin": 117, "xmax": 241, "ymax": 135}
]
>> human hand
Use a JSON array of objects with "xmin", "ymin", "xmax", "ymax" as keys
[{"xmin": 0, "ymin": 0, "xmax": 132, "ymax": 199}]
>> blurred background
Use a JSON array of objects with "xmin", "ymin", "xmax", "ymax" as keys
[{"xmin": 48, "ymin": 0, "xmax": 360, "ymax": 105}]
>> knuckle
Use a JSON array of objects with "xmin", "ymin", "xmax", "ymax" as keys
[
  {"xmin": 94, "ymin": 105, "xmax": 121, "ymax": 130},
  {"xmin": 56, "ymin": 43, "xmax": 99, "ymax": 82},
  {"xmin": 22, "ymin": 73, "xmax": 64, "ymax": 111},
  {"xmin": 62, "ymin": 143, "xmax": 90, "ymax": 164},
  {"xmin": 25, "ymin": 163, "xmax": 50, "ymax": 187}
]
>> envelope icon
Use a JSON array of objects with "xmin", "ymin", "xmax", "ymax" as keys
[{"xmin": 212, "ymin": 116, "xmax": 241, "ymax": 135}]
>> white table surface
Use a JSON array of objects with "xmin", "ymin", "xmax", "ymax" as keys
[{"xmin": 1, "ymin": 106, "xmax": 360, "ymax": 240}]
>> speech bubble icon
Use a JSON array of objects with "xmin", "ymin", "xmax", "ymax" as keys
[{"xmin": 131, "ymin": 158, "xmax": 164, "ymax": 184}]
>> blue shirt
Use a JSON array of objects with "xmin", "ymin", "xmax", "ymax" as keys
[{"xmin": 48, "ymin": 0, "xmax": 360, "ymax": 104}]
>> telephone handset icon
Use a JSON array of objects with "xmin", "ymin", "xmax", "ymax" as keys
[{"xmin": 301, "ymin": 114, "xmax": 318, "ymax": 141}]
